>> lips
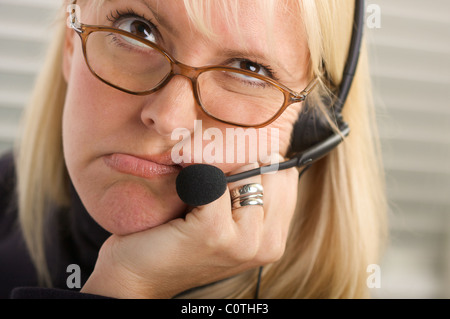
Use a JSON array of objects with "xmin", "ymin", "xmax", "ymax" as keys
[{"xmin": 104, "ymin": 153, "xmax": 183, "ymax": 179}]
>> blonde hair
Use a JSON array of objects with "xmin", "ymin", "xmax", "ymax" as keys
[{"xmin": 15, "ymin": 0, "xmax": 386, "ymax": 298}]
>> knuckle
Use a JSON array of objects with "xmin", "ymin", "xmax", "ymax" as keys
[{"xmin": 204, "ymin": 225, "xmax": 234, "ymax": 251}]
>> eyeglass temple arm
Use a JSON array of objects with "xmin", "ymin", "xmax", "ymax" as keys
[
  {"xmin": 69, "ymin": 0, "xmax": 82, "ymax": 32},
  {"xmin": 290, "ymin": 78, "xmax": 319, "ymax": 103}
]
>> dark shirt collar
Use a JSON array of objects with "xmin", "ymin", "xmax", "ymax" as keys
[{"xmin": 69, "ymin": 184, "xmax": 111, "ymax": 253}]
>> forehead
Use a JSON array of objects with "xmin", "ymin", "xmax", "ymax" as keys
[{"xmin": 162, "ymin": 0, "xmax": 305, "ymax": 48}]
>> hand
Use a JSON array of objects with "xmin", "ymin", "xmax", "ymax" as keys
[{"xmin": 81, "ymin": 156, "xmax": 299, "ymax": 299}]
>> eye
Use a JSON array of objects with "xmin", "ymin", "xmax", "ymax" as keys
[
  {"xmin": 229, "ymin": 59, "xmax": 273, "ymax": 78},
  {"xmin": 116, "ymin": 17, "xmax": 157, "ymax": 43}
]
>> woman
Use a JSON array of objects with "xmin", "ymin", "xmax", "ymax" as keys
[{"xmin": 0, "ymin": 0, "xmax": 386, "ymax": 298}]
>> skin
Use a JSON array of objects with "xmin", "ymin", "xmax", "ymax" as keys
[{"xmin": 62, "ymin": 0, "xmax": 309, "ymax": 298}]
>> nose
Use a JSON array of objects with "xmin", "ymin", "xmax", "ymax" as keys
[{"xmin": 140, "ymin": 74, "xmax": 198, "ymax": 137}]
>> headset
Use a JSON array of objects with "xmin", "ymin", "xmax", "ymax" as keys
[
  {"xmin": 231, "ymin": 0, "xmax": 364, "ymax": 181},
  {"xmin": 176, "ymin": 0, "xmax": 365, "ymax": 204},
  {"xmin": 287, "ymin": 0, "xmax": 364, "ymax": 160}
]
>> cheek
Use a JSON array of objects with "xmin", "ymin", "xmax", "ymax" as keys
[
  {"xmin": 62, "ymin": 45, "xmax": 144, "ymax": 168},
  {"xmin": 63, "ymin": 53, "xmax": 103, "ymax": 154},
  {"xmin": 63, "ymin": 53, "xmax": 122, "ymax": 151},
  {"xmin": 269, "ymin": 103, "xmax": 302, "ymax": 156},
  {"xmin": 63, "ymin": 48, "xmax": 99, "ymax": 182},
  {"xmin": 61, "ymin": 48, "xmax": 188, "ymax": 235}
]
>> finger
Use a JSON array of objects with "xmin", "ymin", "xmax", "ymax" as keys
[
  {"xmin": 259, "ymin": 154, "xmax": 299, "ymax": 259},
  {"xmin": 178, "ymin": 161, "xmax": 264, "ymax": 241},
  {"xmin": 177, "ymin": 162, "xmax": 265, "ymax": 267},
  {"xmin": 260, "ymin": 153, "xmax": 299, "ymax": 221}
]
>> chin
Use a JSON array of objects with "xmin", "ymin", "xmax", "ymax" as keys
[{"xmin": 85, "ymin": 180, "xmax": 187, "ymax": 235}]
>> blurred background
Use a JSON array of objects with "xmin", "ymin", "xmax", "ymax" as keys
[{"xmin": 0, "ymin": 0, "xmax": 449, "ymax": 298}]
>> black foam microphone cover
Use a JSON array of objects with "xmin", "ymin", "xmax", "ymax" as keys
[{"xmin": 176, "ymin": 164, "xmax": 227, "ymax": 207}]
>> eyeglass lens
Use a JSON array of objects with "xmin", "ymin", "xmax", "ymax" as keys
[{"xmin": 86, "ymin": 31, "xmax": 286, "ymax": 126}]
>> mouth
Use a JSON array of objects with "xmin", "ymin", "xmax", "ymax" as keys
[{"xmin": 103, "ymin": 152, "xmax": 183, "ymax": 179}]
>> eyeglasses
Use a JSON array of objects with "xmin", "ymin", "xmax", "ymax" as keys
[{"xmin": 68, "ymin": 2, "xmax": 318, "ymax": 128}]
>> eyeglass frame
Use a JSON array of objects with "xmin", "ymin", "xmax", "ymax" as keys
[{"xmin": 68, "ymin": 0, "xmax": 319, "ymax": 128}]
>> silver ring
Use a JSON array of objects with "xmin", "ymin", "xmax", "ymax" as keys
[{"xmin": 230, "ymin": 183, "xmax": 264, "ymax": 209}]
